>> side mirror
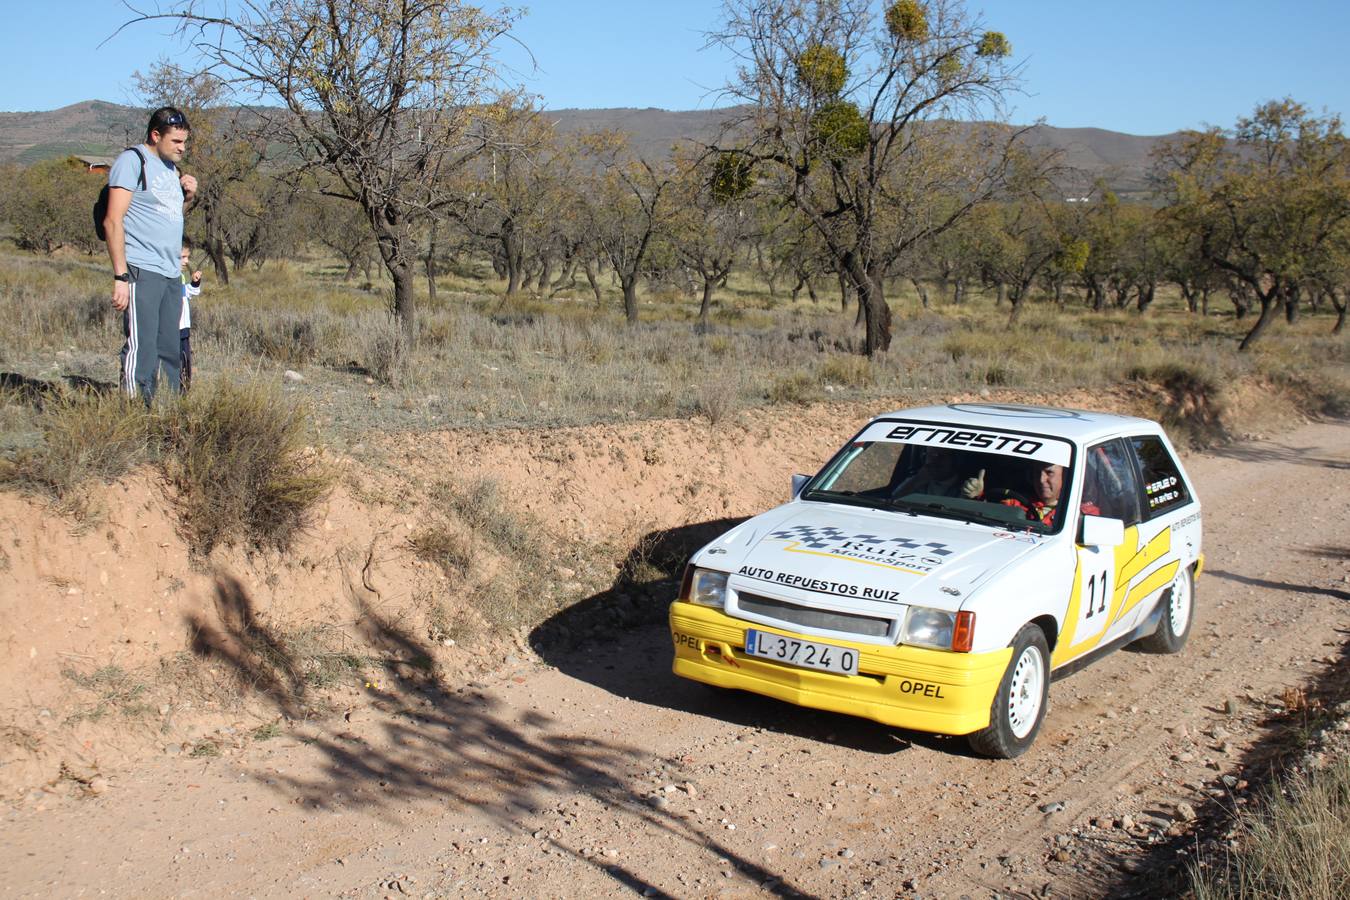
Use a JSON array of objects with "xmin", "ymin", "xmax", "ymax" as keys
[
  {"xmin": 791, "ymin": 474, "xmax": 810, "ymax": 499},
  {"xmin": 1079, "ymin": 514, "xmax": 1125, "ymax": 548}
]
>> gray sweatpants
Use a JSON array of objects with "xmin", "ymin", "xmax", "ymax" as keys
[{"xmin": 120, "ymin": 265, "xmax": 183, "ymax": 403}]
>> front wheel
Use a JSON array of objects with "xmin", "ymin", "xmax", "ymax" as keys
[
  {"xmin": 1138, "ymin": 565, "xmax": 1195, "ymax": 654},
  {"xmin": 968, "ymin": 624, "xmax": 1050, "ymax": 759}
]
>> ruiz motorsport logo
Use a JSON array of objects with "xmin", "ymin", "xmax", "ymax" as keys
[{"xmin": 766, "ymin": 525, "xmax": 954, "ymax": 573}]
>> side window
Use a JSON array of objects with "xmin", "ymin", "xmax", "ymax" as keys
[
  {"xmin": 1130, "ymin": 435, "xmax": 1192, "ymax": 516},
  {"xmin": 1083, "ymin": 440, "xmax": 1142, "ymax": 525}
]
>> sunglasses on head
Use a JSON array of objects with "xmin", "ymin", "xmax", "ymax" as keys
[{"xmin": 161, "ymin": 111, "xmax": 188, "ymax": 128}]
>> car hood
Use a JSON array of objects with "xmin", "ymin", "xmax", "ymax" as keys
[{"xmin": 694, "ymin": 501, "xmax": 1049, "ymax": 613}]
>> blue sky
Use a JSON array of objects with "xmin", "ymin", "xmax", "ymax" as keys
[{"xmin": 3, "ymin": 1, "xmax": 1347, "ymax": 135}]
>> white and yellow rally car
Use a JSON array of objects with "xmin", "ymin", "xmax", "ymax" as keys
[{"xmin": 670, "ymin": 404, "xmax": 1203, "ymax": 757}]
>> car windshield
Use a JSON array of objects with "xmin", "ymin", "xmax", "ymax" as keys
[{"xmin": 801, "ymin": 423, "xmax": 1077, "ymax": 534}]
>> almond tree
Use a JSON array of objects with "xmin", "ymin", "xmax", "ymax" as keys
[
  {"xmin": 1157, "ymin": 99, "xmax": 1350, "ymax": 349},
  {"xmin": 710, "ymin": 0, "xmax": 1026, "ymax": 355},
  {"xmin": 137, "ymin": 0, "xmax": 521, "ymax": 346}
]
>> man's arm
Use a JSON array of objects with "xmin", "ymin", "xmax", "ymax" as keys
[{"xmin": 104, "ymin": 187, "xmax": 133, "ymax": 311}]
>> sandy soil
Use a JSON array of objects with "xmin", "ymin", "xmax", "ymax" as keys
[{"xmin": 1, "ymin": 413, "xmax": 1347, "ymax": 899}]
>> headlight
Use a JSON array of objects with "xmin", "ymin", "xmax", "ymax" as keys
[
  {"xmin": 901, "ymin": 606, "xmax": 955, "ymax": 650},
  {"xmin": 689, "ymin": 569, "xmax": 729, "ymax": 608}
]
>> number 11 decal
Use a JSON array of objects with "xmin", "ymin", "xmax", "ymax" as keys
[{"xmin": 1083, "ymin": 571, "xmax": 1108, "ymax": 619}]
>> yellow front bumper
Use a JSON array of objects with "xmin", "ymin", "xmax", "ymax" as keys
[{"xmin": 670, "ymin": 602, "xmax": 1012, "ymax": 736}]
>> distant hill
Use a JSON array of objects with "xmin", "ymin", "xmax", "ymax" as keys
[{"xmin": 1, "ymin": 100, "xmax": 1177, "ymax": 198}]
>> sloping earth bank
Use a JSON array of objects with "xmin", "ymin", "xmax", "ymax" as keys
[{"xmin": 0, "ymin": 395, "xmax": 1347, "ymax": 898}]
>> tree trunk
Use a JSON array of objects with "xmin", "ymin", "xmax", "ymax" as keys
[
  {"xmin": 1238, "ymin": 293, "xmax": 1279, "ymax": 351},
  {"xmin": 698, "ymin": 277, "xmax": 715, "ymax": 323},
  {"xmin": 424, "ymin": 220, "xmax": 438, "ymax": 303},
  {"xmin": 391, "ymin": 262, "xmax": 417, "ymax": 349},
  {"xmin": 838, "ymin": 271, "xmax": 851, "ymax": 311},
  {"xmin": 343, "ymin": 258, "xmax": 360, "ymax": 282},
  {"xmin": 995, "ymin": 283, "xmax": 1007, "ymax": 307},
  {"xmin": 953, "ymin": 279, "xmax": 965, "ymax": 305},
  {"xmin": 1283, "ymin": 284, "xmax": 1300, "ymax": 324},
  {"xmin": 1180, "ymin": 284, "xmax": 1197, "ymax": 313},
  {"xmin": 911, "ymin": 277, "xmax": 929, "ymax": 310},
  {"xmin": 584, "ymin": 260, "xmax": 603, "ymax": 306},
  {"xmin": 622, "ymin": 276, "xmax": 640, "ymax": 323},
  {"xmin": 1330, "ymin": 290, "xmax": 1346, "ymax": 334},
  {"xmin": 536, "ymin": 253, "xmax": 553, "ymax": 294},
  {"xmin": 1136, "ymin": 282, "xmax": 1155, "ymax": 313}
]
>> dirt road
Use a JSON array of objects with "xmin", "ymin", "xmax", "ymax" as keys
[{"xmin": 3, "ymin": 421, "xmax": 1348, "ymax": 899}]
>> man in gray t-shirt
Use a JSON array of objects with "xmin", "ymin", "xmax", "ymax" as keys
[{"xmin": 103, "ymin": 106, "xmax": 199, "ymax": 402}]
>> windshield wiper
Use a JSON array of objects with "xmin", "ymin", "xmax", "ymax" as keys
[
  {"xmin": 894, "ymin": 500, "xmax": 1014, "ymax": 529},
  {"xmin": 802, "ymin": 489, "xmax": 887, "ymax": 510}
]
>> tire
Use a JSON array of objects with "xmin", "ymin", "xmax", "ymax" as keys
[
  {"xmin": 968, "ymin": 624, "xmax": 1050, "ymax": 759},
  {"xmin": 1138, "ymin": 565, "xmax": 1195, "ymax": 654}
]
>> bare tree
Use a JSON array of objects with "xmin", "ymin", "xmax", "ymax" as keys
[
  {"xmin": 135, "ymin": 0, "xmax": 522, "ymax": 345},
  {"xmin": 710, "ymin": 0, "xmax": 1027, "ymax": 355}
]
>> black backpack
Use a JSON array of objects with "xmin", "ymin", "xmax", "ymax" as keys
[{"xmin": 93, "ymin": 147, "xmax": 147, "ymax": 241}]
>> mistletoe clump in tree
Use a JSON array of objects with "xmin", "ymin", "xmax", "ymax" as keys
[{"xmin": 711, "ymin": 0, "xmax": 1025, "ymax": 355}]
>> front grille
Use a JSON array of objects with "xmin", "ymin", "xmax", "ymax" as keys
[{"xmin": 737, "ymin": 592, "xmax": 892, "ymax": 638}]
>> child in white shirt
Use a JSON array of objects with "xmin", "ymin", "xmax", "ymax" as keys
[{"xmin": 179, "ymin": 237, "xmax": 203, "ymax": 391}]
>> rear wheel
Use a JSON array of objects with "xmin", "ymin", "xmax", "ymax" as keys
[
  {"xmin": 968, "ymin": 624, "xmax": 1050, "ymax": 759},
  {"xmin": 1138, "ymin": 565, "xmax": 1195, "ymax": 654}
]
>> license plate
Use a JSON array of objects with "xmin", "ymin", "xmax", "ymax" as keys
[{"xmin": 744, "ymin": 630, "xmax": 859, "ymax": 676}]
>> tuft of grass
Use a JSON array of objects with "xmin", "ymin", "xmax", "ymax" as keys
[
  {"xmin": 61, "ymin": 664, "xmax": 152, "ymax": 722},
  {"xmin": 189, "ymin": 740, "xmax": 221, "ymax": 758},
  {"xmin": 248, "ymin": 313, "xmax": 317, "ymax": 366},
  {"xmin": 818, "ymin": 354, "xmax": 873, "ymax": 388},
  {"xmin": 1190, "ymin": 757, "xmax": 1350, "ymax": 900},
  {"xmin": 1, "ymin": 392, "xmax": 151, "ymax": 499},
  {"xmin": 361, "ymin": 315, "xmax": 409, "ymax": 386},
  {"xmin": 408, "ymin": 525, "xmax": 474, "ymax": 579},
  {"xmin": 158, "ymin": 378, "xmax": 332, "ymax": 555},
  {"xmin": 250, "ymin": 721, "xmax": 283, "ymax": 741},
  {"xmin": 432, "ymin": 477, "xmax": 544, "ymax": 562},
  {"xmin": 767, "ymin": 370, "xmax": 818, "ymax": 404}
]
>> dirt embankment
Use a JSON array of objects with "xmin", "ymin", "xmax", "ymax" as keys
[{"xmin": 0, "ymin": 385, "xmax": 1345, "ymax": 898}]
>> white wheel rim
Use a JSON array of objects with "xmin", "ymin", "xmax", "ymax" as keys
[
  {"xmin": 1169, "ymin": 571, "xmax": 1192, "ymax": 636},
  {"xmin": 1006, "ymin": 646, "xmax": 1045, "ymax": 739}
]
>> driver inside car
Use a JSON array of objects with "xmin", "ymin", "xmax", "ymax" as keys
[
  {"xmin": 997, "ymin": 462, "xmax": 1100, "ymax": 528},
  {"xmin": 892, "ymin": 447, "xmax": 985, "ymax": 499}
]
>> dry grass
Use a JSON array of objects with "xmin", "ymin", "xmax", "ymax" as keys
[
  {"xmin": 0, "ymin": 390, "xmax": 151, "ymax": 500},
  {"xmin": 0, "ymin": 247, "xmax": 1343, "ymax": 450},
  {"xmin": 1191, "ymin": 757, "xmax": 1350, "ymax": 900},
  {"xmin": 158, "ymin": 378, "xmax": 332, "ymax": 555}
]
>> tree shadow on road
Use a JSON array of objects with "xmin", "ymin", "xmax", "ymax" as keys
[
  {"xmin": 184, "ymin": 562, "xmax": 816, "ymax": 898},
  {"xmin": 1207, "ymin": 568, "xmax": 1350, "ymax": 602},
  {"xmin": 1208, "ymin": 439, "xmax": 1350, "ymax": 469}
]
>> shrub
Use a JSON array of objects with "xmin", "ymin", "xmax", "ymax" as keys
[
  {"xmin": 248, "ymin": 313, "xmax": 317, "ymax": 365},
  {"xmin": 408, "ymin": 525, "xmax": 474, "ymax": 578},
  {"xmin": 432, "ymin": 477, "xmax": 543, "ymax": 561},
  {"xmin": 819, "ymin": 354, "xmax": 874, "ymax": 388},
  {"xmin": 362, "ymin": 315, "xmax": 409, "ymax": 386},
  {"xmin": 158, "ymin": 378, "xmax": 331, "ymax": 555},
  {"xmin": 1128, "ymin": 363, "xmax": 1227, "ymax": 448},
  {"xmin": 0, "ymin": 391, "xmax": 151, "ymax": 498},
  {"xmin": 768, "ymin": 371, "xmax": 819, "ymax": 404}
]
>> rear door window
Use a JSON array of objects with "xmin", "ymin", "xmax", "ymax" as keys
[{"xmin": 1129, "ymin": 435, "xmax": 1192, "ymax": 517}]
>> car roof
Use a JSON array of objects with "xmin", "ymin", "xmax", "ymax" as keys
[{"xmin": 870, "ymin": 402, "xmax": 1161, "ymax": 444}]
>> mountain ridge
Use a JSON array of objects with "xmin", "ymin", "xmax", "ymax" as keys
[{"xmin": 1, "ymin": 99, "xmax": 1176, "ymax": 196}]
